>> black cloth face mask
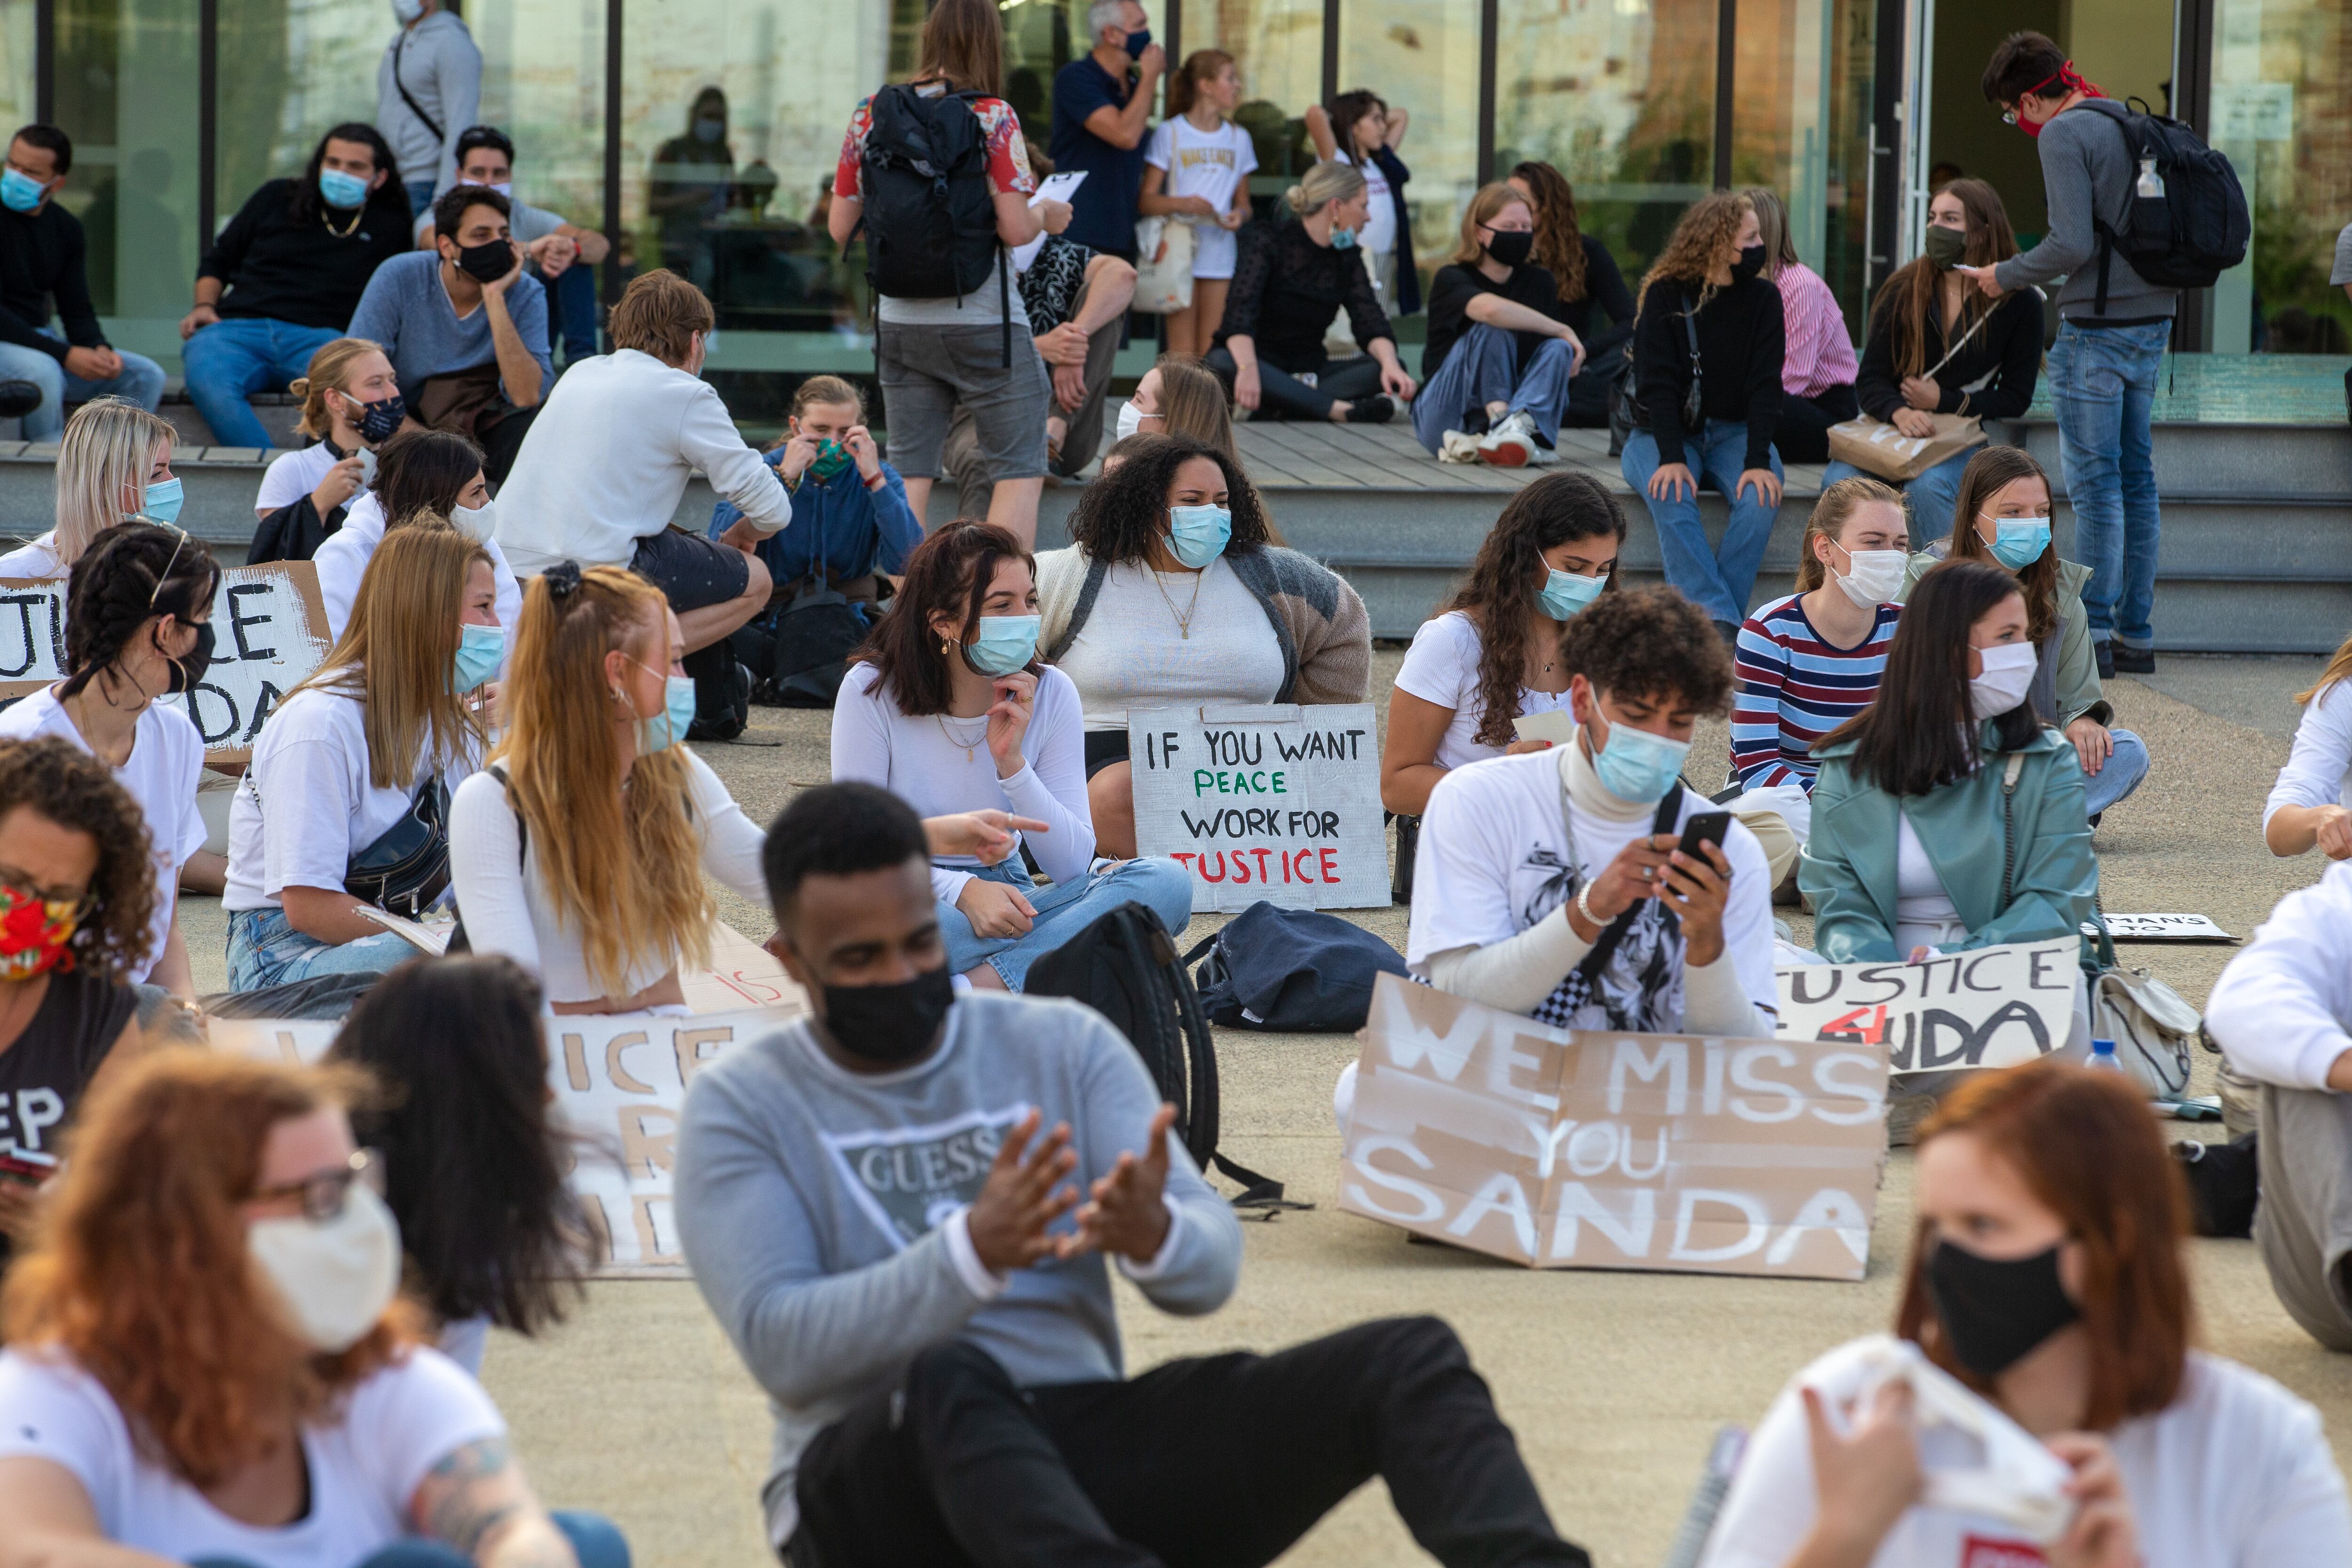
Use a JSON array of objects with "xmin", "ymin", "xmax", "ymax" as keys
[
  {"xmin": 1922, "ymin": 225, "xmax": 1970, "ymax": 271},
  {"xmin": 341, "ymin": 392, "xmax": 406, "ymax": 444},
  {"xmin": 819, "ymin": 965, "xmax": 955, "ymax": 1066},
  {"xmin": 164, "ymin": 621, "xmax": 216, "ymax": 694},
  {"xmin": 1483, "ymin": 229, "xmax": 1534, "ymax": 268},
  {"xmin": 1731, "ymin": 244, "xmax": 1769, "ymax": 283},
  {"xmin": 1925, "ymin": 1236, "xmax": 2082, "ymax": 1378},
  {"xmin": 455, "ymin": 239, "xmax": 517, "ymax": 285}
]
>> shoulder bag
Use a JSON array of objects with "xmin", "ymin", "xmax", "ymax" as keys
[
  {"xmin": 245, "ymin": 766, "xmax": 453, "ymax": 920},
  {"xmin": 1131, "ymin": 216, "xmax": 1197, "ymax": 314},
  {"xmin": 1825, "ymin": 309, "xmax": 1993, "ymax": 480},
  {"xmin": 1606, "ymin": 288, "xmax": 1702, "ymax": 456}
]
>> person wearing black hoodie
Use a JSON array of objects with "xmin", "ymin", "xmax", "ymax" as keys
[{"xmin": 1617, "ymin": 191, "xmax": 1784, "ymax": 639}]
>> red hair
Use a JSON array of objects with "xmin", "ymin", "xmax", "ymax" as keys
[
  {"xmin": 2, "ymin": 1050, "xmax": 419, "ymax": 1486},
  {"xmin": 1895, "ymin": 1058, "xmax": 2193, "ymax": 1428}
]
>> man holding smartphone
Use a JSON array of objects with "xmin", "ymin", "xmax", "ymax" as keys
[{"xmin": 1404, "ymin": 584, "xmax": 1779, "ymax": 1037}]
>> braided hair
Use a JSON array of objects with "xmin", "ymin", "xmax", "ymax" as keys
[{"xmin": 56, "ymin": 524, "xmax": 220, "ymax": 700}]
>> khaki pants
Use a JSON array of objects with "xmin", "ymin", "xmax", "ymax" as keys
[{"xmin": 2257, "ymin": 1083, "xmax": 2352, "ymax": 1351}]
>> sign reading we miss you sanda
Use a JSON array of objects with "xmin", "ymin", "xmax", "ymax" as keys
[
  {"xmin": 0, "ymin": 562, "xmax": 333, "ymax": 764},
  {"xmin": 1127, "ymin": 702, "xmax": 1387, "ymax": 909}
]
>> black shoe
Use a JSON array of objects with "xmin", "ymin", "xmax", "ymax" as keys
[
  {"xmin": 0, "ymin": 379, "xmax": 42, "ymax": 419},
  {"xmin": 2094, "ymin": 639, "xmax": 2115, "ymax": 680},
  {"xmin": 2111, "ymin": 644, "xmax": 2155, "ymax": 675},
  {"xmin": 2088, "ymin": 811, "xmax": 2104, "ymax": 830},
  {"xmin": 1343, "ymin": 395, "xmax": 1394, "ymax": 425},
  {"xmin": 1459, "ymin": 406, "xmax": 1493, "ymax": 438},
  {"xmin": 687, "ymin": 661, "xmax": 751, "ymax": 742}
]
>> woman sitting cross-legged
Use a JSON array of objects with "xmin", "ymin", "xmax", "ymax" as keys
[
  {"xmin": 1900, "ymin": 445, "xmax": 2149, "ymax": 826},
  {"xmin": 1412, "ymin": 181, "xmax": 1586, "ymax": 466},
  {"xmin": 832, "ymin": 521, "xmax": 1192, "ymax": 989},
  {"xmin": 1040, "ymin": 433, "xmax": 1371, "ymax": 860},
  {"xmin": 222, "ymin": 524, "xmax": 499, "ymax": 991},
  {"xmin": 0, "ymin": 1048, "xmax": 629, "ymax": 1568}
]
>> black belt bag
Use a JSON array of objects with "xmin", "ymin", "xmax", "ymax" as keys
[{"xmin": 342, "ymin": 774, "xmax": 453, "ymax": 918}]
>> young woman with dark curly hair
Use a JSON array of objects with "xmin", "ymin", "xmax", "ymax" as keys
[
  {"xmin": 1381, "ymin": 472, "xmax": 1625, "ymax": 818},
  {"xmin": 0, "ymin": 736, "xmax": 160, "ymax": 1262},
  {"xmin": 1040, "ymin": 433, "xmax": 1371, "ymax": 858},
  {"xmin": 0, "ymin": 1049, "xmax": 629, "ymax": 1566}
]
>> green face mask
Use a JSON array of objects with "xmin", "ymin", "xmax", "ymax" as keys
[
  {"xmin": 808, "ymin": 438, "xmax": 853, "ymax": 482},
  {"xmin": 1922, "ymin": 224, "xmax": 1969, "ymax": 271}
]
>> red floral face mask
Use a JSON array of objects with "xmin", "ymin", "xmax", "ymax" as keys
[{"xmin": 0, "ymin": 880, "xmax": 82, "ymax": 981}]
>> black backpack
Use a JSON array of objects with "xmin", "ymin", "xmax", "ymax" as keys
[
  {"xmin": 1184, "ymin": 901, "xmax": 1408, "ymax": 1033},
  {"xmin": 2074, "ymin": 99, "xmax": 2249, "ymax": 311},
  {"xmin": 1025, "ymin": 902, "xmax": 1298, "ymax": 1210},
  {"xmin": 858, "ymin": 83, "xmax": 1009, "ymax": 359}
]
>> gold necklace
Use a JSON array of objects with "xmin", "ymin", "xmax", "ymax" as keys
[
  {"xmin": 322, "ymin": 203, "xmax": 363, "ymax": 239},
  {"xmin": 935, "ymin": 711, "xmax": 988, "ymax": 762},
  {"xmin": 1148, "ymin": 563, "xmax": 1206, "ymax": 639}
]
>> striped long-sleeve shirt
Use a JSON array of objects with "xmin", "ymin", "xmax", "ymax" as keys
[
  {"xmin": 1773, "ymin": 260, "xmax": 1859, "ymax": 399},
  {"xmin": 1731, "ymin": 595, "xmax": 1901, "ymax": 790}
]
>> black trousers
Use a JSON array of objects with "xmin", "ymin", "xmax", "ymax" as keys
[
  {"xmin": 789, "ymin": 1316, "xmax": 1590, "ymax": 1568},
  {"xmin": 1769, "ymin": 383, "xmax": 1859, "ymax": 463},
  {"xmin": 1202, "ymin": 345, "xmax": 1385, "ymax": 422}
]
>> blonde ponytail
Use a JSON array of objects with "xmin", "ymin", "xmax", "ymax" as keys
[{"xmin": 1284, "ymin": 160, "xmax": 1367, "ymax": 220}]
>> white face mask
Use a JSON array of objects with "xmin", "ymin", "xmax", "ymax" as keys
[
  {"xmin": 1115, "ymin": 399, "xmax": 1148, "ymax": 442},
  {"xmin": 1969, "ymin": 639, "xmax": 2039, "ymax": 720},
  {"xmin": 450, "ymin": 496, "xmax": 496, "ymax": 543},
  {"xmin": 1831, "ymin": 547, "xmax": 1908, "ymax": 608},
  {"xmin": 248, "ymin": 1181, "xmax": 402, "ymax": 1353}
]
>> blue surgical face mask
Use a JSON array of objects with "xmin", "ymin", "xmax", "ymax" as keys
[
  {"xmin": 1589, "ymin": 709, "xmax": 1692, "ymax": 804},
  {"xmin": 639, "ymin": 673, "xmax": 699, "ymax": 754},
  {"xmin": 1986, "ymin": 515, "xmax": 2052, "ymax": 571},
  {"xmin": 1538, "ymin": 568, "xmax": 1605, "ymax": 621},
  {"xmin": 1329, "ymin": 225, "xmax": 1358, "ymax": 251},
  {"xmin": 451, "ymin": 622, "xmax": 504, "ymax": 692},
  {"xmin": 1166, "ymin": 503, "xmax": 1232, "ymax": 570},
  {"xmin": 960, "ymin": 613, "xmax": 1040, "ymax": 677},
  {"xmin": 140, "ymin": 477, "xmax": 183, "ymax": 525},
  {"xmin": 317, "ymin": 167, "xmax": 370, "ymax": 211},
  {"xmin": 0, "ymin": 167, "xmax": 47, "ymax": 214}
]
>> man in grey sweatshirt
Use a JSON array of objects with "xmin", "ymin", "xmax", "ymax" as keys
[
  {"xmin": 677, "ymin": 782, "xmax": 1592, "ymax": 1568},
  {"xmin": 1965, "ymin": 32, "xmax": 2178, "ymax": 679}
]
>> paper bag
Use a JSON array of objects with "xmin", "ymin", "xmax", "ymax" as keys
[{"xmin": 1826, "ymin": 413, "xmax": 1986, "ymax": 481}]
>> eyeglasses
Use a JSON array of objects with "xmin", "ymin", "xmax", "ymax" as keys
[
  {"xmin": 0, "ymin": 863, "xmax": 95, "ymax": 924},
  {"xmin": 248, "ymin": 1148, "xmax": 384, "ymax": 1222}
]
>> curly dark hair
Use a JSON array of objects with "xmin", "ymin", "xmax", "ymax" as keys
[
  {"xmin": 853, "ymin": 520, "xmax": 1038, "ymax": 717},
  {"xmin": 59, "ymin": 523, "xmax": 220, "ymax": 700},
  {"xmin": 0, "ymin": 737, "xmax": 159, "ymax": 983},
  {"xmin": 1066, "ymin": 434, "xmax": 1272, "ymax": 566},
  {"xmin": 1444, "ymin": 473, "xmax": 1627, "ymax": 748},
  {"xmin": 1556, "ymin": 584, "xmax": 1734, "ymax": 717}
]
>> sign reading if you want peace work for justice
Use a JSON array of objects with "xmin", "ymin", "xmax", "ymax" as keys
[
  {"xmin": 1127, "ymin": 702, "xmax": 1387, "ymax": 910},
  {"xmin": 1340, "ymin": 975, "xmax": 1889, "ymax": 1281},
  {"xmin": 1772, "ymin": 938, "xmax": 2082, "ymax": 1078},
  {"xmin": 0, "ymin": 562, "xmax": 333, "ymax": 767}
]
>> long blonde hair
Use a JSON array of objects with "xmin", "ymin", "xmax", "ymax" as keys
[
  {"xmin": 494, "ymin": 566, "xmax": 712, "ymax": 995},
  {"xmin": 2301, "ymin": 630, "xmax": 2352, "ymax": 707},
  {"xmin": 288, "ymin": 338, "xmax": 389, "ymax": 440},
  {"xmin": 55, "ymin": 398, "xmax": 174, "ymax": 568},
  {"xmin": 1636, "ymin": 191, "xmax": 1754, "ymax": 317},
  {"xmin": 294, "ymin": 521, "xmax": 489, "ymax": 790}
]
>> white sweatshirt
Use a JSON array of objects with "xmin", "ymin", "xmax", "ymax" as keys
[
  {"xmin": 2265, "ymin": 678, "xmax": 2352, "ymax": 832},
  {"xmin": 492, "ymin": 349, "xmax": 790, "ymax": 573},
  {"xmin": 2206, "ymin": 861, "xmax": 2352, "ymax": 1091}
]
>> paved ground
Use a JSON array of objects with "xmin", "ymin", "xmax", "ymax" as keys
[{"xmin": 176, "ymin": 652, "xmax": 2352, "ymax": 1568}]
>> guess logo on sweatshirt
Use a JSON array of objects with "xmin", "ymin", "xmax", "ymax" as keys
[
  {"xmin": 823, "ymin": 1105, "xmax": 1028, "ymax": 1248},
  {"xmin": 1960, "ymin": 1536, "xmax": 2049, "ymax": 1568}
]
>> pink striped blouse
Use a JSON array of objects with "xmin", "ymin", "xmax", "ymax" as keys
[{"xmin": 1773, "ymin": 260, "xmax": 1859, "ymax": 399}]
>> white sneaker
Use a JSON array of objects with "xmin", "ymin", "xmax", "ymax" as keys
[{"xmin": 1477, "ymin": 410, "xmax": 1539, "ymax": 467}]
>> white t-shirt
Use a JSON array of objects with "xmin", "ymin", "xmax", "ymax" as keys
[
  {"xmin": 256, "ymin": 442, "xmax": 377, "ymax": 517},
  {"xmin": 0, "ymin": 689, "xmax": 205, "ymax": 982},
  {"xmin": 0, "ymin": 531, "xmax": 66, "ymax": 579},
  {"xmin": 831, "ymin": 661, "xmax": 1095, "ymax": 903},
  {"xmin": 1700, "ymin": 1337, "xmax": 2352, "ymax": 1568},
  {"xmin": 1144, "ymin": 116, "xmax": 1258, "ymax": 281},
  {"xmin": 0, "ymin": 1345, "xmax": 507, "ymax": 1567},
  {"xmin": 221, "ymin": 680, "xmax": 481, "ymax": 913},
  {"xmin": 2265, "ymin": 677, "xmax": 2352, "ymax": 830},
  {"xmin": 1333, "ymin": 147, "xmax": 1396, "ymax": 259},
  {"xmin": 316, "ymin": 493, "xmax": 524, "ymax": 643},
  {"xmin": 1392, "ymin": 611, "xmax": 1571, "ymax": 775},
  {"xmin": 1408, "ymin": 746, "xmax": 1778, "ymax": 1032},
  {"xmin": 446, "ymin": 747, "xmax": 768, "ymax": 1005},
  {"xmin": 1053, "ymin": 557, "xmax": 1286, "ymax": 732}
]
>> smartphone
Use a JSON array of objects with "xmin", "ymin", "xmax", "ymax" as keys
[
  {"xmin": 1676, "ymin": 811, "xmax": 1733, "ymax": 862},
  {"xmin": 0, "ymin": 1147, "xmax": 54, "ymax": 1186}
]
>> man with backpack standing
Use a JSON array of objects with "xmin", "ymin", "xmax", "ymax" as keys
[
  {"xmin": 377, "ymin": 0, "xmax": 481, "ymax": 218},
  {"xmin": 1965, "ymin": 32, "xmax": 2246, "ymax": 678},
  {"xmin": 828, "ymin": 0, "xmax": 1069, "ymax": 549}
]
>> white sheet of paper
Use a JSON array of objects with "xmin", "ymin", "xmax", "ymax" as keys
[
  {"xmin": 2088, "ymin": 913, "xmax": 2236, "ymax": 942},
  {"xmin": 355, "ymin": 907, "xmax": 453, "ymax": 955},
  {"xmin": 1032, "ymin": 171, "xmax": 1086, "ymax": 207},
  {"xmin": 1513, "ymin": 710, "xmax": 1579, "ymax": 745}
]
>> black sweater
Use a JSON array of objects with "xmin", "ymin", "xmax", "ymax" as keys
[
  {"xmin": 1631, "ymin": 273, "xmax": 1784, "ymax": 470},
  {"xmin": 0, "ymin": 203, "xmax": 103, "ymax": 360},
  {"xmin": 1855, "ymin": 285, "xmax": 2044, "ymax": 424},
  {"xmin": 199, "ymin": 180, "xmax": 413, "ymax": 331},
  {"xmin": 1553, "ymin": 234, "xmax": 1637, "ymax": 344},
  {"xmin": 1215, "ymin": 218, "xmax": 1393, "ymax": 375}
]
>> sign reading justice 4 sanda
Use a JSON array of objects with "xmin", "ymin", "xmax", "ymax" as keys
[
  {"xmin": 1773, "ymin": 938, "xmax": 2082, "ymax": 1078},
  {"xmin": 1127, "ymin": 702, "xmax": 1387, "ymax": 910}
]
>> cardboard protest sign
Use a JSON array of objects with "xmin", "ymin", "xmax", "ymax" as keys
[
  {"xmin": 0, "ymin": 562, "xmax": 333, "ymax": 766},
  {"xmin": 2091, "ymin": 913, "xmax": 2235, "ymax": 943},
  {"xmin": 1339, "ymin": 975, "xmax": 1888, "ymax": 1281},
  {"xmin": 1774, "ymin": 938, "xmax": 2081, "ymax": 1075},
  {"xmin": 1127, "ymin": 702, "xmax": 1386, "ymax": 910}
]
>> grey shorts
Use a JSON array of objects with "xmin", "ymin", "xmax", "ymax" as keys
[{"xmin": 877, "ymin": 320, "xmax": 1051, "ymax": 485}]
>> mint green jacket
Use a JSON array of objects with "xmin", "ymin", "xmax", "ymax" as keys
[{"xmin": 1799, "ymin": 721, "xmax": 2101, "ymax": 965}]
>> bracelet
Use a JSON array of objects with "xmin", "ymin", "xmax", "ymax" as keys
[{"xmin": 1574, "ymin": 879, "xmax": 1603, "ymax": 932}]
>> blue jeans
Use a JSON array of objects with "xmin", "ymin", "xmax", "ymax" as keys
[
  {"xmin": 191, "ymin": 1509, "xmax": 628, "ymax": 1568},
  {"xmin": 939, "ymin": 856, "xmax": 1194, "ymax": 990},
  {"xmin": 1620, "ymin": 419, "xmax": 1785, "ymax": 624},
  {"xmin": 183, "ymin": 318, "xmax": 344, "ymax": 448},
  {"xmin": 0, "ymin": 331, "xmax": 166, "ymax": 440},
  {"xmin": 406, "ymin": 177, "xmax": 437, "ymax": 218},
  {"xmin": 1411, "ymin": 325, "xmax": 1577, "ymax": 454},
  {"xmin": 2082, "ymin": 726, "xmax": 2150, "ymax": 818},
  {"xmin": 226, "ymin": 906, "xmax": 413, "ymax": 992},
  {"xmin": 1821, "ymin": 446, "xmax": 1975, "ymax": 543},
  {"xmin": 2048, "ymin": 318, "xmax": 2169, "ymax": 649},
  {"xmin": 544, "ymin": 262, "xmax": 599, "ymax": 363}
]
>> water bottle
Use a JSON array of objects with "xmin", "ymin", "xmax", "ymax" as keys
[
  {"xmin": 2137, "ymin": 158, "xmax": 2165, "ymax": 199},
  {"xmin": 2088, "ymin": 1037, "xmax": 2125, "ymax": 1074}
]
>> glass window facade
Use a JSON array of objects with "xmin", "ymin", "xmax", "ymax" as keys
[
  {"xmin": 2209, "ymin": 0, "xmax": 2352, "ymax": 353},
  {"xmin": 56, "ymin": 0, "xmax": 197, "ymax": 360},
  {"xmin": 1336, "ymin": 0, "xmax": 1480, "ymax": 324}
]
